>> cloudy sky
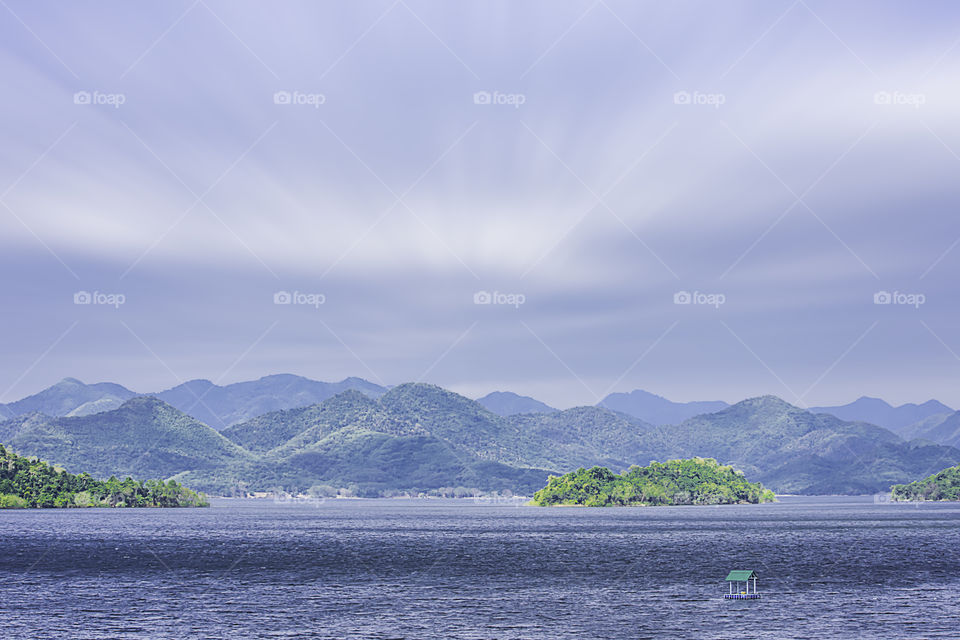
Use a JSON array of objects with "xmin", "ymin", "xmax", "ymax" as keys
[{"xmin": 1, "ymin": 0, "xmax": 959, "ymax": 409}]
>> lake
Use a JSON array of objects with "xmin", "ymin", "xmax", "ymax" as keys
[{"xmin": 1, "ymin": 496, "xmax": 958, "ymax": 639}]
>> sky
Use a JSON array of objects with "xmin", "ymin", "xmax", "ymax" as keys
[{"xmin": 1, "ymin": 0, "xmax": 959, "ymax": 410}]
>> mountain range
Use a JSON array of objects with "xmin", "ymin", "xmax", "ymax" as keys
[
  {"xmin": 809, "ymin": 396, "xmax": 954, "ymax": 435},
  {"xmin": 0, "ymin": 375, "xmax": 387, "ymax": 428},
  {"xmin": 2, "ymin": 378, "xmax": 959, "ymax": 497}
]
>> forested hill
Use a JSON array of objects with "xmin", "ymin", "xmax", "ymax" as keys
[
  {"xmin": 891, "ymin": 464, "xmax": 960, "ymax": 501},
  {"xmin": 0, "ymin": 444, "xmax": 208, "ymax": 508},
  {"xmin": 531, "ymin": 458, "xmax": 776, "ymax": 507}
]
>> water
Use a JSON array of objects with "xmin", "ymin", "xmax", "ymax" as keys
[{"xmin": 1, "ymin": 496, "xmax": 958, "ymax": 639}]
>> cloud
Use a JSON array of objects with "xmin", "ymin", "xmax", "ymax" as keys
[{"xmin": 1, "ymin": 0, "xmax": 959, "ymax": 407}]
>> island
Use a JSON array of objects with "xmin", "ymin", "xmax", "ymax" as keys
[
  {"xmin": 531, "ymin": 457, "xmax": 776, "ymax": 506},
  {"xmin": 0, "ymin": 444, "xmax": 209, "ymax": 508},
  {"xmin": 891, "ymin": 463, "xmax": 960, "ymax": 501}
]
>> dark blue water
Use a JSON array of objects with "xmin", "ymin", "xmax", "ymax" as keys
[{"xmin": 1, "ymin": 496, "xmax": 958, "ymax": 639}]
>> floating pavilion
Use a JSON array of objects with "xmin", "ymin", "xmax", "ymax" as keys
[{"xmin": 724, "ymin": 570, "xmax": 760, "ymax": 599}]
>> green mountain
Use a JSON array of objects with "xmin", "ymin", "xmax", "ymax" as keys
[
  {"xmin": 218, "ymin": 386, "xmax": 551, "ymax": 496},
  {"xmin": 531, "ymin": 458, "xmax": 776, "ymax": 507},
  {"xmin": 0, "ymin": 444, "xmax": 207, "ymax": 508},
  {"xmin": 891, "ymin": 463, "xmax": 960, "ymax": 501},
  {"xmin": 3, "ymin": 384, "xmax": 957, "ymax": 497},
  {"xmin": 223, "ymin": 389, "xmax": 418, "ymax": 455},
  {"xmin": 639, "ymin": 396, "xmax": 960, "ymax": 494},
  {"xmin": 506, "ymin": 406, "xmax": 653, "ymax": 471},
  {"xmin": 0, "ymin": 396, "xmax": 253, "ymax": 481}
]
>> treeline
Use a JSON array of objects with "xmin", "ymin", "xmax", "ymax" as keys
[
  {"xmin": 0, "ymin": 444, "xmax": 208, "ymax": 508},
  {"xmin": 891, "ymin": 464, "xmax": 960, "ymax": 501},
  {"xmin": 532, "ymin": 457, "xmax": 777, "ymax": 507}
]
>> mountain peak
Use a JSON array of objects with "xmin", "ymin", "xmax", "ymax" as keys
[
  {"xmin": 476, "ymin": 391, "xmax": 555, "ymax": 416},
  {"xmin": 598, "ymin": 389, "xmax": 729, "ymax": 426},
  {"xmin": 729, "ymin": 395, "xmax": 799, "ymax": 412}
]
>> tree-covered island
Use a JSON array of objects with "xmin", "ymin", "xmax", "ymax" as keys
[
  {"xmin": 531, "ymin": 457, "xmax": 776, "ymax": 506},
  {"xmin": 891, "ymin": 464, "xmax": 960, "ymax": 501},
  {"xmin": 0, "ymin": 444, "xmax": 208, "ymax": 508}
]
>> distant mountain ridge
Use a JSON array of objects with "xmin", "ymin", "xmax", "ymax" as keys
[
  {"xmin": 810, "ymin": 396, "xmax": 954, "ymax": 435},
  {"xmin": 153, "ymin": 374, "xmax": 387, "ymax": 428},
  {"xmin": 0, "ymin": 378, "xmax": 136, "ymax": 420},
  {"xmin": 902, "ymin": 411, "xmax": 960, "ymax": 449},
  {"xmin": 476, "ymin": 391, "xmax": 555, "ymax": 416},
  {"xmin": 598, "ymin": 389, "xmax": 729, "ymax": 425},
  {"xmin": 0, "ymin": 375, "xmax": 388, "ymax": 429}
]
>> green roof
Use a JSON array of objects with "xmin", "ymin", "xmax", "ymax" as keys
[{"xmin": 725, "ymin": 570, "xmax": 757, "ymax": 581}]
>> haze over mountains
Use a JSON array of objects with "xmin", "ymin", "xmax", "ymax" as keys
[
  {"xmin": 2, "ymin": 375, "xmax": 959, "ymax": 497},
  {"xmin": 598, "ymin": 389, "xmax": 729, "ymax": 426},
  {"xmin": 476, "ymin": 391, "xmax": 555, "ymax": 416},
  {"xmin": 0, "ymin": 375, "xmax": 388, "ymax": 428},
  {"xmin": 809, "ymin": 397, "xmax": 954, "ymax": 435}
]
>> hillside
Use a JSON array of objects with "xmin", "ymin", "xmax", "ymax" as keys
[
  {"xmin": 598, "ymin": 389, "xmax": 728, "ymax": 425},
  {"xmin": 642, "ymin": 396, "xmax": 960, "ymax": 494},
  {"xmin": 506, "ymin": 406, "xmax": 653, "ymax": 471},
  {"xmin": 0, "ymin": 397, "xmax": 253, "ymax": 481}
]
